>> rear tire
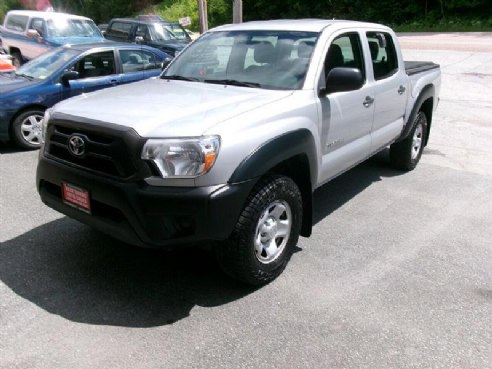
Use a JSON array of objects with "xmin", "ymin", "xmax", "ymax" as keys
[
  {"xmin": 216, "ymin": 174, "xmax": 302, "ymax": 286},
  {"xmin": 12, "ymin": 109, "xmax": 45, "ymax": 150},
  {"xmin": 390, "ymin": 111, "xmax": 428, "ymax": 171}
]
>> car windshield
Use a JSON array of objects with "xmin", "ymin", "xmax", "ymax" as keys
[
  {"xmin": 162, "ymin": 23, "xmax": 190, "ymax": 41},
  {"xmin": 162, "ymin": 30, "xmax": 319, "ymax": 90},
  {"xmin": 47, "ymin": 19, "xmax": 102, "ymax": 38},
  {"xmin": 152, "ymin": 24, "xmax": 177, "ymax": 41},
  {"xmin": 16, "ymin": 48, "xmax": 79, "ymax": 80}
]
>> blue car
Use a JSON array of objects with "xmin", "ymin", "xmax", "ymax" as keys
[{"xmin": 0, "ymin": 43, "xmax": 171, "ymax": 149}]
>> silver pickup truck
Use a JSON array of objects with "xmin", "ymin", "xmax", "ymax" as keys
[{"xmin": 37, "ymin": 20, "xmax": 440, "ymax": 285}]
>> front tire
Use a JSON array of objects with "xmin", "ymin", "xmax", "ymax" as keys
[
  {"xmin": 11, "ymin": 51, "xmax": 23, "ymax": 68},
  {"xmin": 390, "ymin": 111, "xmax": 428, "ymax": 171},
  {"xmin": 216, "ymin": 174, "xmax": 302, "ymax": 286},
  {"xmin": 12, "ymin": 109, "xmax": 45, "ymax": 150}
]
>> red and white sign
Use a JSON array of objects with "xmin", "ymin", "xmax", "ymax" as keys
[
  {"xmin": 62, "ymin": 182, "xmax": 91, "ymax": 214},
  {"xmin": 179, "ymin": 16, "xmax": 191, "ymax": 27}
]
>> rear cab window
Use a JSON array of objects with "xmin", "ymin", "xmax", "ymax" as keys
[
  {"xmin": 107, "ymin": 22, "xmax": 133, "ymax": 40},
  {"xmin": 5, "ymin": 14, "xmax": 29, "ymax": 32}
]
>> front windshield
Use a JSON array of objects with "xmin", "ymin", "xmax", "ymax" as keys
[
  {"xmin": 163, "ymin": 30, "xmax": 319, "ymax": 90},
  {"xmin": 16, "ymin": 48, "xmax": 79, "ymax": 80},
  {"xmin": 47, "ymin": 19, "xmax": 102, "ymax": 38},
  {"xmin": 163, "ymin": 23, "xmax": 190, "ymax": 41},
  {"xmin": 152, "ymin": 24, "xmax": 177, "ymax": 41}
]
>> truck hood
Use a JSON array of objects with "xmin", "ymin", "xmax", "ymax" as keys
[{"xmin": 53, "ymin": 78, "xmax": 293, "ymax": 137}]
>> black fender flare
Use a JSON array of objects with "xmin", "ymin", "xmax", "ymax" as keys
[
  {"xmin": 229, "ymin": 128, "xmax": 318, "ymax": 186},
  {"xmin": 229, "ymin": 129, "xmax": 318, "ymax": 238},
  {"xmin": 397, "ymin": 84, "xmax": 435, "ymax": 143}
]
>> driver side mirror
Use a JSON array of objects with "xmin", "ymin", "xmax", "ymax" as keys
[
  {"xmin": 61, "ymin": 70, "xmax": 80, "ymax": 85},
  {"xmin": 135, "ymin": 36, "xmax": 145, "ymax": 44},
  {"xmin": 27, "ymin": 29, "xmax": 41, "ymax": 39},
  {"xmin": 320, "ymin": 67, "xmax": 364, "ymax": 95}
]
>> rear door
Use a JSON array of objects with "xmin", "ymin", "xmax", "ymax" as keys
[
  {"xmin": 365, "ymin": 31, "xmax": 408, "ymax": 152},
  {"xmin": 118, "ymin": 48, "xmax": 163, "ymax": 84},
  {"xmin": 317, "ymin": 31, "xmax": 374, "ymax": 183}
]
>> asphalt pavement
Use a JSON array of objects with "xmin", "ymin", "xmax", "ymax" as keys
[{"xmin": 1, "ymin": 33, "xmax": 491, "ymax": 369}]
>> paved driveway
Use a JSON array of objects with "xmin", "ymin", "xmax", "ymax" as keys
[{"xmin": 1, "ymin": 33, "xmax": 491, "ymax": 369}]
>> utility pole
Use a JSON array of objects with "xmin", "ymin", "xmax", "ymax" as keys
[
  {"xmin": 198, "ymin": 0, "xmax": 208, "ymax": 33},
  {"xmin": 233, "ymin": 0, "xmax": 242, "ymax": 23}
]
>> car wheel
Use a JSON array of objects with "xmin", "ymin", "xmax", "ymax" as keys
[
  {"xmin": 11, "ymin": 51, "xmax": 22, "ymax": 68},
  {"xmin": 216, "ymin": 174, "xmax": 302, "ymax": 286},
  {"xmin": 390, "ymin": 111, "xmax": 428, "ymax": 171},
  {"xmin": 12, "ymin": 109, "xmax": 45, "ymax": 150}
]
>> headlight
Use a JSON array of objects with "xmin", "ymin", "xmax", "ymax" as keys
[
  {"xmin": 141, "ymin": 136, "xmax": 220, "ymax": 178},
  {"xmin": 41, "ymin": 108, "xmax": 52, "ymax": 143}
]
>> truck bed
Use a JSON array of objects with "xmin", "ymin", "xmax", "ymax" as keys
[{"xmin": 405, "ymin": 61, "xmax": 440, "ymax": 76}]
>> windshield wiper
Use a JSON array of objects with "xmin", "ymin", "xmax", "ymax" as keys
[
  {"xmin": 162, "ymin": 75, "xmax": 200, "ymax": 82},
  {"xmin": 15, "ymin": 73, "xmax": 35, "ymax": 81},
  {"xmin": 204, "ymin": 79, "xmax": 261, "ymax": 88}
]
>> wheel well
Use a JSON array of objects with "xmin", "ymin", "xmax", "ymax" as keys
[
  {"xmin": 9, "ymin": 47, "xmax": 21, "ymax": 55},
  {"xmin": 420, "ymin": 97, "xmax": 433, "ymax": 146},
  {"xmin": 268, "ymin": 154, "xmax": 313, "ymax": 237},
  {"xmin": 8, "ymin": 105, "xmax": 47, "ymax": 137}
]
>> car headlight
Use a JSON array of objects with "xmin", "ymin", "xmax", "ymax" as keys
[
  {"xmin": 141, "ymin": 136, "xmax": 220, "ymax": 178},
  {"xmin": 41, "ymin": 108, "xmax": 52, "ymax": 143}
]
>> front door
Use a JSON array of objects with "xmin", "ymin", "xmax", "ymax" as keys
[
  {"xmin": 62, "ymin": 50, "xmax": 120, "ymax": 99},
  {"xmin": 317, "ymin": 32, "xmax": 374, "ymax": 184}
]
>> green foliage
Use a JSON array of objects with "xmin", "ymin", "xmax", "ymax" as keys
[
  {"xmin": 0, "ymin": 0, "xmax": 21, "ymax": 23},
  {"xmin": 153, "ymin": 0, "xmax": 231, "ymax": 31},
  {"xmin": 1, "ymin": 0, "xmax": 491, "ymax": 32},
  {"xmin": 395, "ymin": 17, "xmax": 492, "ymax": 32}
]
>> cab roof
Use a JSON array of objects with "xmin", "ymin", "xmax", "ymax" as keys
[
  {"xmin": 5, "ymin": 10, "xmax": 92, "ymax": 22},
  {"xmin": 211, "ymin": 19, "xmax": 390, "ymax": 33}
]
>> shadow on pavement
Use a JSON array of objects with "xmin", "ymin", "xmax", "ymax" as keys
[
  {"xmin": 0, "ymin": 218, "xmax": 256, "ymax": 327},
  {"xmin": 313, "ymin": 149, "xmax": 404, "ymax": 224},
  {"xmin": 0, "ymin": 148, "xmax": 405, "ymax": 327}
]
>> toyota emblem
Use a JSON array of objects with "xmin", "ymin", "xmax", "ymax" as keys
[{"xmin": 68, "ymin": 135, "xmax": 86, "ymax": 156}]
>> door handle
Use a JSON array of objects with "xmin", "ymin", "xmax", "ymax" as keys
[
  {"xmin": 363, "ymin": 96, "xmax": 374, "ymax": 108},
  {"xmin": 398, "ymin": 85, "xmax": 406, "ymax": 95},
  {"xmin": 110, "ymin": 79, "xmax": 118, "ymax": 86}
]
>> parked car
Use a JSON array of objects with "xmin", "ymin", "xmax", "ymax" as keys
[
  {"xmin": 37, "ymin": 20, "xmax": 440, "ymax": 285},
  {"xmin": 0, "ymin": 46, "xmax": 15, "ymax": 73},
  {"xmin": 0, "ymin": 10, "xmax": 105, "ymax": 67},
  {"xmin": 0, "ymin": 43, "xmax": 170, "ymax": 149},
  {"xmin": 104, "ymin": 16, "xmax": 190, "ymax": 56}
]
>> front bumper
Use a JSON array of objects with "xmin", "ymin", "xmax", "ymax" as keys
[{"xmin": 37, "ymin": 153, "xmax": 256, "ymax": 248}]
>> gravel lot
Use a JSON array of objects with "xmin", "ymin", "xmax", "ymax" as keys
[{"xmin": 1, "ymin": 33, "xmax": 491, "ymax": 369}]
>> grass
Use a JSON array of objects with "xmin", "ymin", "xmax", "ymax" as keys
[{"xmin": 393, "ymin": 18, "xmax": 492, "ymax": 32}]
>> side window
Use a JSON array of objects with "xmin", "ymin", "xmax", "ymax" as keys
[
  {"xmin": 120, "ymin": 49, "xmax": 160, "ymax": 72},
  {"xmin": 107, "ymin": 22, "xmax": 132, "ymax": 40},
  {"xmin": 73, "ymin": 51, "xmax": 115, "ymax": 79},
  {"xmin": 29, "ymin": 18, "xmax": 45, "ymax": 36},
  {"xmin": 366, "ymin": 32, "xmax": 398, "ymax": 80},
  {"xmin": 135, "ymin": 25, "xmax": 150, "ymax": 41},
  {"xmin": 324, "ymin": 33, "xmax": 365, "ymax": 79},
  {"xmin": 5, "ymin": 15, "xmax": 29, "ymax": 32}
]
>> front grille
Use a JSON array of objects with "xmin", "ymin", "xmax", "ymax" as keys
[{"xmin": 45, "ymin": 119, "xmax": 147, "ymax": 179}]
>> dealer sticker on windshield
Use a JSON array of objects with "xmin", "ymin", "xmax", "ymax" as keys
[{"xmin": 62, "ymin": 182, "xmax": 91, "ymax": 214}]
